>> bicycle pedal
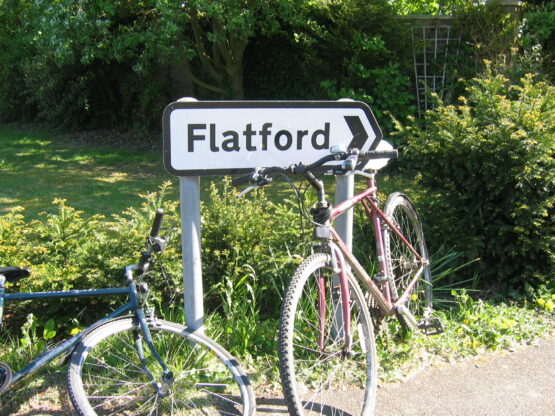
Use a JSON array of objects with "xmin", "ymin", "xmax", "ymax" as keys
[{"xmin": 418, "ymin": 318, "xmax": 445, "ymax": 336}]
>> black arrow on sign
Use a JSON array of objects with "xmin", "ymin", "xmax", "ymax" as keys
[{"xmin": 345, "ymin": 115, "xmax": 373, "ymax": 150}]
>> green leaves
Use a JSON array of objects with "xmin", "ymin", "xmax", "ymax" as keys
[
  {"xmin": 403, "ymin": 70, "xmax": 555, "ymax": 293},
  {"xmin": 0, "ymin": 178, "xmax": 307, "ymax": 356},
  {"xmin": 43, "ymin": 319, "xmax": 56, "ymax": 340},
  {"xmin": 200, "ymin": 178, "xmax": 307, "ymax": 319},
  {"xmin": 19, "ymin": 314, "xmax": 55, "ymax": 358}
]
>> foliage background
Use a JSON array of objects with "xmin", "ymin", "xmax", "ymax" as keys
[
  {"xmin": 397, "ymin": 70, "xmax": 554, "ymax": 294},
  {"xmin": 1, "ymin": 1, "xmax": 553, "ymax": 133}
]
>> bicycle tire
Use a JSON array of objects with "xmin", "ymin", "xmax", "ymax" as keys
[
  {"xmin": 278, "ymin": 253, "xmax": 377, "ymax": 416},
  {"xmin": 383, "ymin": 192, "xmax": 432, "ymax": 321},
  {"xmin": 67, "ymin": 317, "xmax": 255, "ymax": 416},
  {"xmin": 0, "ymin": 362, "xmax": 12, "ymax": 393}
]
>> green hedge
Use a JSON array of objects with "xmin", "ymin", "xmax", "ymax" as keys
[
  {"xmin": 244, "ymin": 0, "xmax": 415, "ymax": 135},
  {"xmin": 0, "ymin": 182, "xmax": 305, "ymax": 351},
  {"xmin": 396, "ymin": 70, "xmax": 554, "ymax": 294}
]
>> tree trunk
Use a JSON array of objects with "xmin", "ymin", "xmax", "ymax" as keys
[
  {"xmin": 168, "ymin": 59, "xmax": 195, "ymax": 100},
  {"xmin": 227, "ymin": 63, "xmax": 245, "ymax": 100}
]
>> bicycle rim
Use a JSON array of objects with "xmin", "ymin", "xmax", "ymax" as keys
[
  {"xmin": 383, "ymin": 192, "xmax": 432, "ymax": 319},
  {"xmin": 67, "ymin": 317, "xmax": 255, "ymax": 416},
  {"xmin": 279, "ymin": 253, "xmax": 377, "ymax": 416}
]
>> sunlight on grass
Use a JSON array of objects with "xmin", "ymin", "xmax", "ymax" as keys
[
  {"xmin": 0, "ymin": 125, "xmax": 177, "ymax": 218},
  {"xmin": 0, "ymin": 196, "xmax": 17, "ymax": 205},
  {"xmin": 97, "ymin": 172, "xmax": 130, "ymax": 183}
]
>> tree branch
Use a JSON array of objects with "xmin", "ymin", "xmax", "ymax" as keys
[
  {"xmin": 179, "ymin": 56, "xmax": 227, "ymax": 94},
  {"xmin": 189, "ymin": 8, "xmax": 223, "ymax": 82}
]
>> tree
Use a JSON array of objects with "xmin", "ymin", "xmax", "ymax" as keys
[
  {"xmin": 0, "ymin": 0, "xmax": 36, "ymax": 121},
  {"xmin": 33, "ymin": 0, "xmax": 304, "ymax": 99}
]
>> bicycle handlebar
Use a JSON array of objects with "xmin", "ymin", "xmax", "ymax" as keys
[
  {"xmin": 232, "ymin": 148, "xmax": 398, "ymax": 187},
  {"xmin": 135, "ymin": 210, "xmax": 168, "ymax": 273},
  {"xmin": 361, "ymin": 149, "xmax": 398, "ymax": 160},
  {"xmin": 150, "ymin": 209, "xmax": 164, "ymax": 238},
  {"xmin": 232, "ymin": 166, "xmax": 289, "ymax": 187},
  {"xmin": 232, "ymin": 174, "xmax": 253, "ymax": 187}
]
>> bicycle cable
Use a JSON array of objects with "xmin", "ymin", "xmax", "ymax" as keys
[{"xmin": 268, "ymin": 171, "xmax": 331, "ymax": 231}]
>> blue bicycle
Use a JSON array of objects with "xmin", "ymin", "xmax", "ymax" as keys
[{"xmin": 0, "ymin": 210, "xmax": 255, "ymax": 415}]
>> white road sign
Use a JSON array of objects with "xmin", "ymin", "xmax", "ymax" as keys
[{"xmin": 163, "ymin": 100, "xmax": 383, "ymax": 176}]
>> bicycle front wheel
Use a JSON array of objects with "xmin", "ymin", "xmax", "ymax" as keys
[
  {"xmin": 67, "ymin": 317, "xmax": 255, "ymax": 416},
  {"xmin": 383, "ymin": 192, "xmax": 432, "ymax": 320},
  {"xmin": 278, "ymin": 253, "xmax": 377, "ymax": 416}
]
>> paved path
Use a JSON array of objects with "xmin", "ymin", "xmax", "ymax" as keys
[
  {"xmin": 3, "ymin": 336, "xmax": 553, "ymax": 415},
  {"xmin": 257, "ymin": 336, "xmax": 555, "ymax": 416}
]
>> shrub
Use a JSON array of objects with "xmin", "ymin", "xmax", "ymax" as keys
[
  {"xmin": 245, "ymin": 0, "xmax": 415, "ymax": 135},
  {"xmin": 454, "ymin": 2, "xmax": 522, "ymax": 69},
  {"xmin": 312, "ymin": 0, "xmax": 415, "ymax": 135},
  {"xmin": 0, "ymin": 0, "xmax": 36, "ymax": 122},
  {"xmin": 200, "ymin": 178, "xmax": 308, "ymax": 320},
  {"xmin": 0, "ymin": 185, "xmax": 182, "ymax": 333},
  {"xmin": 521, "ymin": 1, "xmax": 555, "ymax": 82},
  {"xmin": 0, "ymin": 180, "xmax": 309, "ymax": 351},
  {"xmin": 397, "ymin": 69, "xmax": 554, "ymax": 294}
]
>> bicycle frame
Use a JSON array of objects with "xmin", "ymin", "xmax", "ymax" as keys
[
  {"xmin": 322, "ymin": 173, "xmax": 427, "ymax": 319},
  {"xmin": 0, "ymin": 265, "xmax": 167, "ymax": 391}
]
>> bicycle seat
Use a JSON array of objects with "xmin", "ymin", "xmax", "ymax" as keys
[{"xmin": 0, "ymin": 267, "xmax": 30, "ymax": 282}]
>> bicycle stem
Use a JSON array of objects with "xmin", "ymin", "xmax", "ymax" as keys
[{"xmin": 305, "ymin": 171, "xmax": 326, "ymax": 206}]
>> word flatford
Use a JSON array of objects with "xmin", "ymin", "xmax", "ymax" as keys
[
  {"xmin": 187, "ymin": 123, "xmax": 330, "ymax": 153},
  {"xmin": 163, "ymin": 100, "xmax": 382, "ymax": 176}
]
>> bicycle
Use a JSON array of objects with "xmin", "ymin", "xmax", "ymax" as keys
[
  {"xmin": 0, "ymin": 210, "xmax": 255, "ymax": 415},
  {"xmin": 234, "ymin": 146, "xmax": 444, "ymax": 416}
]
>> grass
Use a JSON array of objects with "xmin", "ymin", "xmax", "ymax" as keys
[
  {"xmin": 0, "ymin": 125, "xmax": 178, "ymax": 218},
  {"xmin": 375, "ymin": 291, "xmax": 554, "ymax": 382}
]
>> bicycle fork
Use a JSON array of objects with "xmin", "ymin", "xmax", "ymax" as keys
[
  {"xmin": 320, "ymin": 243, "xmax": 353, "ymax": 355},
  {"xmin": 134, "ymin": 309, "xmax": 175, "ymax": 397},
  {"xmin": 127, "ymin": 267, "xmax": 174, "ymax": 397}
]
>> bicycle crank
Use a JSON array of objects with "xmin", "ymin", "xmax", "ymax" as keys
[{"xmin": 395, "ymin": 305, "xmax": 419, "ymax": 330}]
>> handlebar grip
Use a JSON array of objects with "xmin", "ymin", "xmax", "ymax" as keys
[
  {"xmin": 361, "ymin": 149, "xmax": 399, "ymax": 159},
  {"xmin": 232, "ymin": 174, "xmax": 253, "ymax": 187},
  {"xmin": 150, "ymin": 209, "xmax": 164, "ymax": 237}
]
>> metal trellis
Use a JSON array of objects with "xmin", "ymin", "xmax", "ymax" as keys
[{"xmin": 411, "ymin": 16, "xmax": 461, "ymax": 118}]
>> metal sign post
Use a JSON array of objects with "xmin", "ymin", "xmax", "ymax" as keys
[
  {"xmin": 179, "ymin": 175, "xmax": 204, "ymax": 333},
  {"xmin": 175, "ymin": 98, "xmax": 204, "ymax": 333},
  {"xmin": 335, "ymin": 174, "xmax": 355, "ymax": 250}
]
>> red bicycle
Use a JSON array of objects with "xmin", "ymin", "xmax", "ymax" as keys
[{"xmin": 235, "ymin": 147, "xmax": 443, "ymax": 416}]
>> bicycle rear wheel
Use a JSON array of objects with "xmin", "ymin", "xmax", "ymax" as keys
[
  {"xmin": 67, "ymin": 317, "xmax": 255, "ymax": 416},
  {"xmin": 383, "ymin": 192, "xmax": 432, "ymax": 320},
  {"xmin": 278, "ymin": 253, "xmax": 377, "ymax": 416}
]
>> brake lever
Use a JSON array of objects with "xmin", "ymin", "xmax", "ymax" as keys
[
  {"xmin": 148, "ymin": 235, "xmax": 167, "ymax": 253},
  {"xmin": 238, "ymin": 184, "xmax": 260, "ymax": 198},
  {"xmin": 237, "ymin": 175, "xmax": 273, "ymax": 198}
]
